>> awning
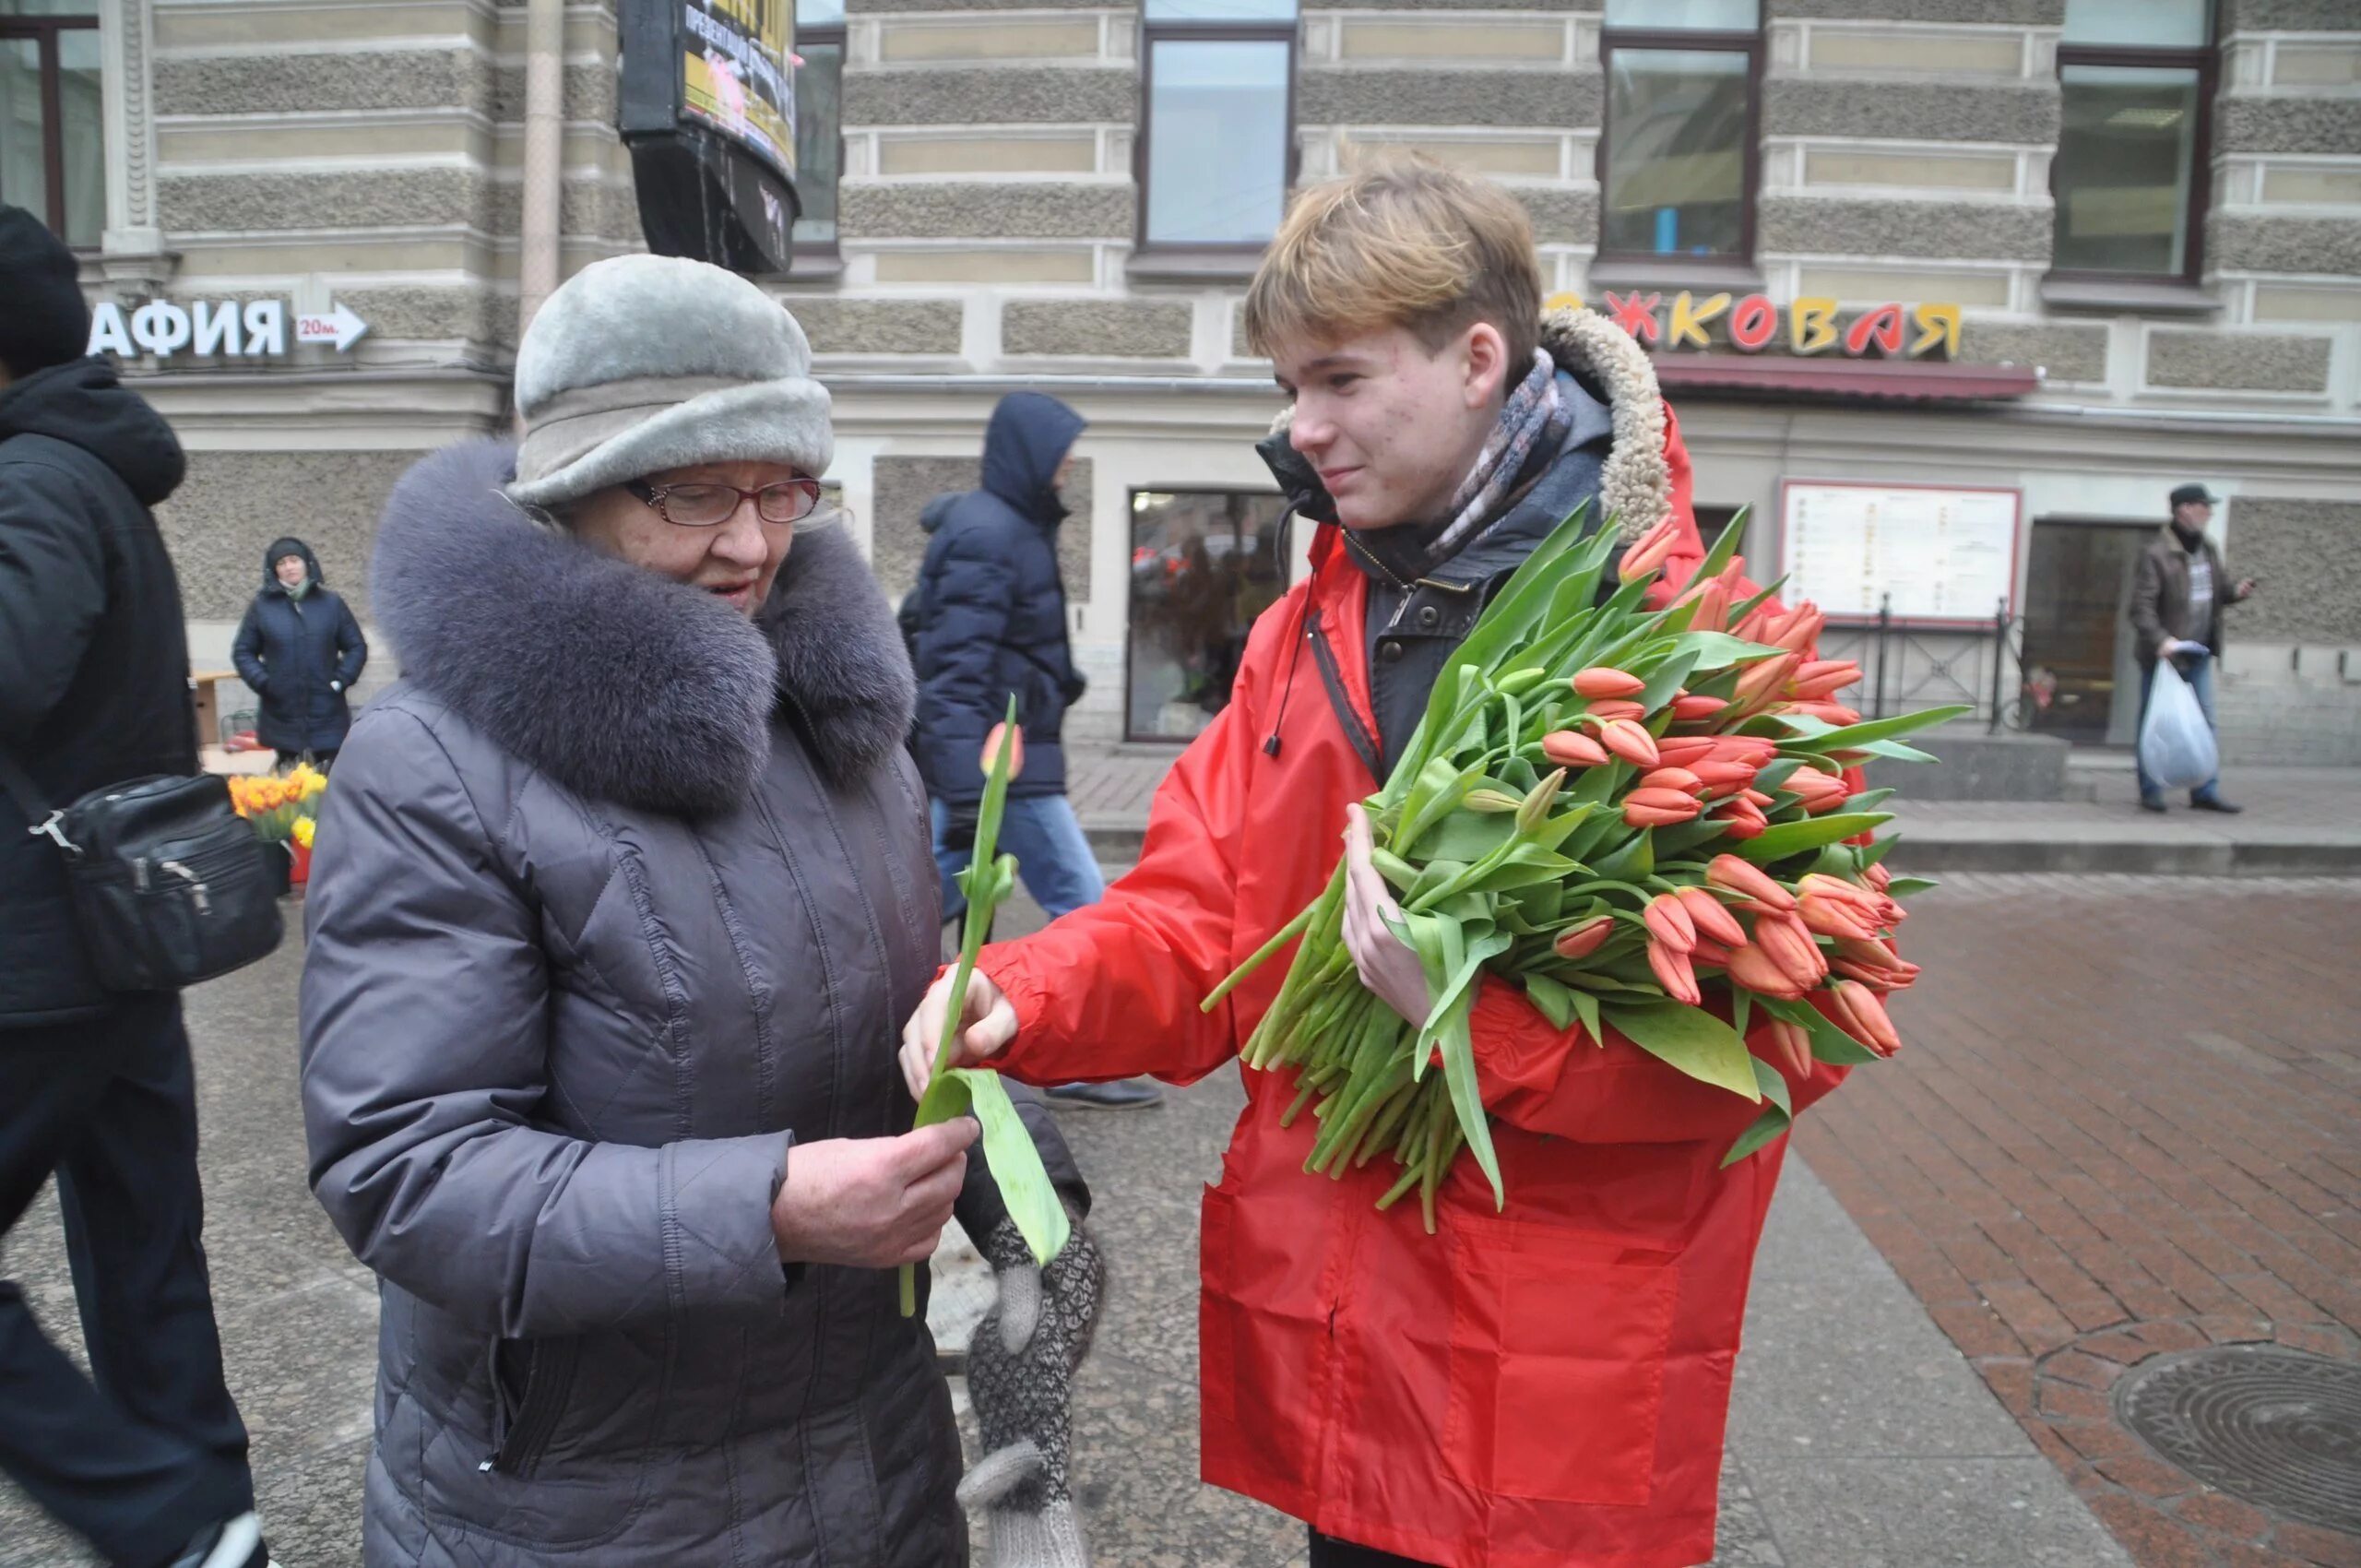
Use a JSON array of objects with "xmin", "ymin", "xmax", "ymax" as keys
[{"xmin": 1651, "ymin": 355, "xmax": 2041, "ymax": 402}]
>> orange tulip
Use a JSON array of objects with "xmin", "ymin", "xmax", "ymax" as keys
[
  {"xmin": 1669, "ymin": 693, "xmax": 1728, "ymax": 724},
  {"xmin": 1618, "ymin": 516, "xmax": 1682, "ymax": 583},
  {"xmin": 1752, "ymin": 911, "xmax": 1829, "ymax": 988},
  {"xmin": 1707, "ymin": 854, "xmax": 1797, "ymax": 912},
  {"xmin": 1691, "ymin": 759, "xmax": 1758, "ymax": 798},
  {"xmin": 1725, "ymin": 943, "xmax": 1807, "ymax": 1000},
  {"xmin": 1771, "ymin": 604, "xmax": 1827, "ymax": 655},
  {"xmin": 1690, "ymin": 937, "xmax": 1737, "ymax": 967},
  {"xmin": 1643, "ymin": 892, "xmax": 1697, "ymax": 953},
  {"xmin": 1712, "ymin": 736, "xmax": 1782, "ymax": 767},
  {"xmin": 1797, "ymin": 893, "xmax": 1880, "ymax": 942},
  {"xmin": 1582, "ymin": 699, "xmax": 1647, "ymax": 725},
  {"xmin": 1762, "ymin": 1016, "xmax": 1814, "ymax": 1078},
  {"xmin": 1833, "ymin": 958, "xmax": 1917, "ymax": 992},
  {"xmin": 1713, "ymin": 799, "xmax": 1768, "ymax": 839},
  {"xmin": 1541, "ymin": 729, "xmax": 1610, "ymax": 768},
  {"xmin": 1637, "ymin": 766, "xmax": 1704, "ymax": 796},
  {"xmin": 1734, "ymin": 653, "xmax": 1799, "ymax": 707},
  {"xmin": 1788, "ymin": 659, "xmax": 1862, "ymax": 699},
  {"xmin": 981, "ymin": 721, "xmax": 1026, "ymax": 778},
  {"xmin": 1778, "ymin": 700, "xmax": 1864, "ymax": 726},
  {"xmin": 1647, "ymin": 940, "xmax": 1703, "ymax": 1005},
  {"xmin": 1830, "ymin": 980, "xmax": 1903, "ymax": 1057},
  {"xmin": 1676, "ymin": 885, "xmax": 1748, "ymax": 948},
  {"xmin": 1862, "ymin": 861, "xmax": 1892, "ymax": 893},
  {"xmin": 1784, "ymin": 765, "xmax": 1849, "ymax": 814},
  {"xmin": 1623, "ymin": 789, "xmax": 1703, "ymax": 826},
  {"xmin": 1598, "ymin": 719, "xmax": 1660, "ymax": 767},
  {"xmin": 1571, "ymin": 667, "xmax": 1645, "ymax": 699},
  {"xmin": 1655, "ymin": 736, "xmax": 1718, "ymax": 771},
  {"xmin": 1553, "ymin": 916, "xmax": 1615, "ymax": 961}
]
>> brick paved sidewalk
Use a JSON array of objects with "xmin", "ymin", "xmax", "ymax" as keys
[{"xmin": 1798, "ymin": 873, "xmax": 2361, "ymax": 1568}]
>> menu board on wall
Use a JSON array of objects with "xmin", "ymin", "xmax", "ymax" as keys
[{"xmin": 1777, "ymin": 480, "xmax": 2023, "ymax": 625}]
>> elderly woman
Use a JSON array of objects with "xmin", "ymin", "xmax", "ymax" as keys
[{"xmin": 299, "ymin": 255, "xmax": 1094, "ymax": 1567}]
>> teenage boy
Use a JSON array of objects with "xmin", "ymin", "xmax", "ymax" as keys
[{"xmin": 903, "ymin": 160, "xmax": 1846, "ymax": 1568}]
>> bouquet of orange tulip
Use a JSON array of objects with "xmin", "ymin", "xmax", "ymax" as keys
[
  {"xmin": 227, "ymin": 762, "xmax": 328, "ymax": 845},
  {"xmin": 1204, "ymin": 508, "xmax": 1961, "ymax": 1230}
]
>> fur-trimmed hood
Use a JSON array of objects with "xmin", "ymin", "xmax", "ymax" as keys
[
  {"xmin": 1262, "ymin": 305, "xmax": 1674, "ymax": 542},
  {"xmin": 370, "ymin": 439, "xmax": 914, "ymax": 817}
]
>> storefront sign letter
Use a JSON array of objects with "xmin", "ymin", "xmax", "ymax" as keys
[
  {"xmin": 243, "ymin": 301, "xmax": 286, "ymax": 357},
  {"xmin": 1911, "ymin": 303, "xmax": 1962, "ymax": 359},
  {"xmin": 1603, "ymin": 291, "xmax": 1663, "ymax": 344},
  {"xmin": 130, "ymin": 301, "xmax": 192, "ymax": 358},
  {"xmin": 1727, "ymin": 293, "xmax": 1777, "ymax": 352},
  {"xmin": 191, "ymin": 300, "xmax": 243, "ymax": 357},
  {"xmin": 1667, "ymin": 291, "xmax": 1731, "ymax": 350},
  {"xmin": 1790, "ymin": 297, "xmax": 1838, "ymax": 356},
  {"xmin": 1844, "ymin": 303, "xmax": 1905, "ymax": 358},
  {"xmin": 87, "ymin": 303, "xmax": 136, "ymax": 359}
]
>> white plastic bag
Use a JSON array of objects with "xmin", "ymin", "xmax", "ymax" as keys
[{"xmin": 2140, "ymin": 659, "xmax": 2217, "ymax": 791}]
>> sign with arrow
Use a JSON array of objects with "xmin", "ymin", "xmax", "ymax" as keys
[{"xmin": 294, "ymin": 303, "xmax": 370, "ymax": 351}]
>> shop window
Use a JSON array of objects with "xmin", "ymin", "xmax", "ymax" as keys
[
  {"xmin": 0, "ymin": 0, "xmax": 102, "ymax": 249},
  {"xmin": 2049, "ymin": 0, "xmax": 2213, "ymax": 282},
  {"xmin": 1598, "ymin": 0, "xmax": 1761, "ymax": 264},
  {"xmin": 1127, "ymin": 489, "xmax": 1292, "ymax": 742},
  {"xmin": 792, "ymin": 0, "xmax": 842, "ymax": 255},
  {"xmin": 1137, "ymin": 0, "xmax": 1298, "ymax": 255}
]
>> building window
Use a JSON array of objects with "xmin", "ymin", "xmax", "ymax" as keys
[
  {"xmin": 1598, "ymin": 0, "xmax": 1761, "ymax": 262},
  {"xmin": 1127, "ymin": 489, "xmax": 1292, "ymax": 741},
  {"xmin": 0, "ymin": 0, "xmax": 102, "ymax": 249},
  {"xmin": 2050, "ymin": 0, "xmax": 2213, "ymax": 282},
  {"xmin": 1138, "ymin": 0, "xmax": 1298, "ymax": 253},
  {"xmin": 793, "ymin": 0, "xmax": 842, "ymax": 253}
]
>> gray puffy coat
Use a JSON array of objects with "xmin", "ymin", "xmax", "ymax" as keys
[{"xmin": 301, "ymin": 441, "xmax": 993, "ymax": 1566}]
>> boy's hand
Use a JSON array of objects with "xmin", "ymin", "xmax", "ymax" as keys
[
  {"xmin": 901, "ymin": 968, "xmax": 1019, "ymax": 1101},
  {"xmin": 1342, "ymin": 803, "xmax": 1431, "ymax": 1027}
]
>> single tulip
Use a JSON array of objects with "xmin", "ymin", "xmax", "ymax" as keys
[
  {"xmin": 1754, "ymin": 911, "xmax": 1830, "ymax": 988},
  {"xmin": 1712, "ymin": 736, "xmax": 1781, "ymax": 766},
  {"xmin": 1582, "ymin": 699, "xmax": 1647, "ymax": 725},
  {"xmin": 1772, "ymin": 605, "xmax": 1827, "ymax": 655},
  {"xmin": 1542, "ymin": 729, "xmax": 1610, "ymax": 768},
  {"xmin": 1797, "ymin": 893, "xmax": 1879, "ymax": 941},
  {"xmin": 981, "ymin": 721, "xmax": 1026, "ymax": 779},
  {"xmin": 1623, "ymin": 788, "xmax": 1703, "ymax": 825},
  {"xmin": 1862, "ymin": 861, "xmax": 1892, "ymax": 893},
  {"xmin": 1572, "ymin": 667, "xmax": 1645, "ymax": 699},
  {"xmin": 1833, "ymin": 959, "xmax": 1917, "ymax": 992},
  {"xmin": 1677, "ymin": 578, "xmax": 1731, "ymax": 634},
  {"xmin": 1598, "ymin": 719, "xmax": 1661, "ymax": 767},
  {"xmin": 1462, "ymin": 789, "xmax": 1524, "ymax": 814},
  {"xmin": 1763, "ymin": 1016, "xmax": 1814, "ymax": 1079},
  {"xmin": 1707, "ymin": 855, "xmax": 1797, "ymax": 912},
  {"xmin": 1725, "ymin": 943, "xmax": 1807, "ymax": 1000},
  {"xmin": 1669, "ymin": 693, "xmax": 1729, "ymax": 724},
  {"xmin": 1691, "ymin": 759, "xmax": 1758, "ymax": 798},
  {"xmin": 1643, "ymin": 892, "xmax": 1698, "ymax": 953},
  {"xmin": 1655, "ymin": 736, "xmax": 1718, "ymax": 771},
  {"xmin": 1676, "ymin": 885, "xmax": 1749, "ymax": 948},
  {"xmin": 1637, "ymin": 766, "xmax": 1705, "ymax": 795},
  {"xmin": 1516, "ymin": 767, "xmax": 1566, "ymax": 834},
  {"xmin": 1784, "ymin": 765, "xmax": 1849, "ymax": 814},
  {"xmin": 1741, "ymin": 788, "xmax": 1777, "ymax": 809},
  {"xmin": 1553, "ymin": 916, "xmax": 1615, "ymax": 960},
  {"xmin": 1833, "ymin": 932, "xmax": 1907, "ymax": 971},
  {"xmin": 1798, "ymin": 873, "xmax": 1886, "ymax": 910},
  {"xmin": 1830, "ymin": 980, "xmax": 1903, "ymax": 1056},
  {"xmin": 1713, "ymin": 800, "xmax": 1768, "ymax": 839},
  {"xmin": 1779, "ymin": 700, "xmax": 1864, "ymax": 726},
  {"xmin": 1690, "ymin": 937, "xmax": 1737, "ymax": 967},
  {"xmin": 1647, "ymin": 940, "xmax": 1703, "ymax": 1006},
  {"xmin": 1789, "ymin": 659, "xmax": 1861, "ymax": 694},
  {"xmin": 1618, "ymin": 516, "xmax": 1682, "ymax": 583}
]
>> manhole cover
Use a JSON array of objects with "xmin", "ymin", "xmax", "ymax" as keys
[{"xmin": 2115, "ymin": 1345, "xmax": 2361, "ymax": 1535}]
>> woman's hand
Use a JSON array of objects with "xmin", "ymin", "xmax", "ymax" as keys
[
  {"xmin": 770, "ymin": 1118, "xmax": 978, "ymax": 1268},
  {"xmin": 899, "ymin": 969, "xmax": 1019, "ymax": 1101},
  {"xmin": 1342, "ymin": 803, "xmax": 1431, "ymax": 1027}
]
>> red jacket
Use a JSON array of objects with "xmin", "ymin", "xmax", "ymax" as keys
[{"xmin": 980, "ymin": 326, "xmax": 1847, "ymax": 1568}]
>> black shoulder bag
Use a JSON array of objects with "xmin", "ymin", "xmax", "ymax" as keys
[{"xmin": 1, "ymin": 754, "xmax": 284, "ymax": 993}]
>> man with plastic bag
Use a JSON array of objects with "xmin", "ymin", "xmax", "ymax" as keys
[{"xmin": 2130, "ymin": 483, "xmax": 2255, "ymax": 813}]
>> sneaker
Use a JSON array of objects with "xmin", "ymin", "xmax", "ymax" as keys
[
  {"xmin": 2140, "ymin": 795, "xmax": 2168, "ymax": 813},
  {"xmin": 165, "ymin": 1513, "xmax": 277, "ymax": 1568},
  {"xmin": 1044, "ymin": 1079, "xmax": 1165, "ymax": 1111},
  {"xmin": 2189, "ymin": 795, "xmax": 2243, "ymax": 814}
]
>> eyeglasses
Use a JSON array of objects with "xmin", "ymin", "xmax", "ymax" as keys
[{"xmin": 624, "ymin": 476, "xmax": 823, "ymax": 528}]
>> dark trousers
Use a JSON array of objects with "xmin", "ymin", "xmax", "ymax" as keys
[
  {"xmin": 1310, "ymin": 1528, "xmax": 1438, "ymax": 1567},
  {"xmin": 0, "ymin": 994, "xmax": 254, "ymax": 1568}
]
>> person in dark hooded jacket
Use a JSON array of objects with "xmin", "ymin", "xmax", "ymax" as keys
[
  {"xmin": 231, "ymin": 535, "xmax": 367, "ymax": 767},
  {"xmin": 909, "ymin": 392, "xmax": 1161, "ymax": 1111},
  {"xmin": 0, "ymin": 205, "xmax": 271, "ymax": 1568}
]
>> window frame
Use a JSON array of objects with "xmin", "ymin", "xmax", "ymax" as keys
[
  {"xmin": 0, "ymin": 6, "xmax": 99, "ymax": 247},
  {"xmin": 2047, "ymin": 6, "xmax": 2216, "ymax": 291},
  {"xmin": 790, "ymin": 8, "xmax": 845, "ymax": 268},
  {"xmin": 1121, "ymin": 484, "xmax": 1295, "ymax": 744},
  {"xmin": 1595, "ymin": 18, "xmax": 1765, "ymax": 271},
  {"xmin": 1133, "ymin": 8, "xmax": 1300, "ymax": 264}
]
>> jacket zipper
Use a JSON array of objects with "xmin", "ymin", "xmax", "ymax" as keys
[
  {"xmin": 1303, "ymin": 609, "xmax": 1383, "ymax": 783},
  {"xmin": 481, "ymin": 1337, "xmax": 582, "ymax": 1478}
]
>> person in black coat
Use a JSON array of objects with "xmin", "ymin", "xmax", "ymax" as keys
[
  {"xmin": 231, "ymin": 535, "xmax": 367, "ymax": 767},
  {"xmin": 0, "ymin": 204, "xmax": 269, "ymax": 1568}
]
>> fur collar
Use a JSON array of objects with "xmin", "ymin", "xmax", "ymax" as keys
[
  {"xmin": 1264, "ymin": 306, "xmax": 1674, "ymax": 543},
  {"xmin": 371, "ymin": 440, "xmax": 914, "ymax": 818}
]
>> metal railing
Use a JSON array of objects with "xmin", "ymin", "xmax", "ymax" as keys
[{"xmin": 1821, "ymin": 596, "xmax": 2026, "ymax": 733}]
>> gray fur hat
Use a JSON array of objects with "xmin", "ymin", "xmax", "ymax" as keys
[{"xmin": 505, "ymin": 254, "xmax": 832, "ymax": 512}]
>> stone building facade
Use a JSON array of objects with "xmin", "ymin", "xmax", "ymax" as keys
[{"xmin": 35, "ymin": 0, "xmax": 2361, "ymax": 760}]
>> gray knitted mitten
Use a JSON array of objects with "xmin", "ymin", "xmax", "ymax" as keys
[{"xmin": 957, "ymin": 1216, "xmax": 1105, "ymax": 1568}]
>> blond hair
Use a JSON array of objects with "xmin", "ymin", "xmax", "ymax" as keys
[{"xmin": 1242, "ymin": 154, "xmax": 1542, "ymax": 371}]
